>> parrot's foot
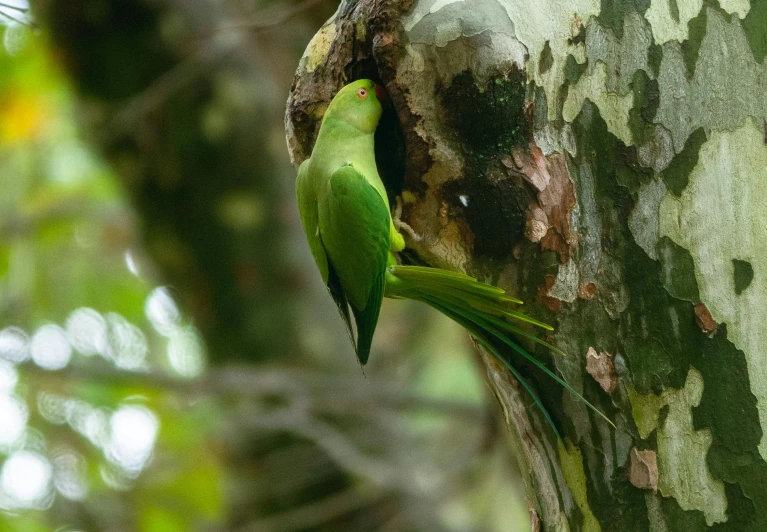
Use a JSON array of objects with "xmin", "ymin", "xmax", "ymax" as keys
[{"xmin": 393, "ymin": 196, "xmax": 423, "ymax": 242}]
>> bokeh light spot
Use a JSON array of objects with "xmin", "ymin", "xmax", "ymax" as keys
[
  {"xmin": 0, "ymin": 327, "xmax": 29, "ymax": 364},
  {"xmin": 124, "ymin": 250, "xmax": 140, "ymax": 277},
  {"xmin": 70, "ymin": 404, "xmax": 109, "ymax": 449},
  {"xmin": 0, "ymin": 394, "xmax": 28, "ymax": 447},
  {"xmin": 105, "ymin": 314, "xmax": 148, "ymax": 370},
  {"xmin": 0, "ymin": 361, "xmax": 18, "ymax": 393},
  {"xmin": 30, "ymin": 324, "xmax": 72, "ymax": 370},
  {"xmin": 66, "ymin": 308, "xmax": 107, "ymax": 357},
  {"xmin": 0, "ymin": 450, "xmax": 53, "ymax": 509},
  {"xmin": 144, "ymin": 287, "xmax": 181, "ymax": 337},
  {"xmin": 52, "ymin": 449, "xmax": 88, "ymax": 501},
  {"xmin": 106, "ymin": 405, "xmax": 159, "ymax": 474},
  {"xmin": 46, "ymin": 144, "xmax": 97, "ymax": 184},
  {"xmin": 37, "ymin": 391, "xmax": 71, "ymax": 425},
  {"xmin": 167, "ymin": 326, "xmax": 206, "ymax": 378},
  {"xmin": 2, "ymin": 22, "xmax": 29, "ymax": 56}
]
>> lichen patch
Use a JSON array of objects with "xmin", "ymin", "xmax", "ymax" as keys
[
  {"xmin": 558, "ymin": 440, "xmax": 603, "ymax": 532},
  {"xmin": 303, "ymin": 19, "xmax": 337, "ymax": 73},
  {"xmin": 628, "ymin": 369, "xmax": 728, "ymax": 525}
]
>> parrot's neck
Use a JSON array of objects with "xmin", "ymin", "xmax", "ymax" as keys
[{"xmin": 312, "ymin": 118, "xmax": 378, "ymax": 180}]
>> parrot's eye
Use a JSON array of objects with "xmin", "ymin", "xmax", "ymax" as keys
[{"xmin": 357, "ymin": 88, "xmax": 368, "ymax": 99}]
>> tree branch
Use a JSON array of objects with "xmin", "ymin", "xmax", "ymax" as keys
[
  {"xmin": 23, "ymin": 363, "xmax": 488, "ymax": 420},
  {"xmin": 238, "ymin": 487, "xmax": 383, "ymax": 532},
  {"xmin": 0, "ymin": 2, "xmax": 28, "ymax": 13},
  {"xmin": 0, "ymin": 8, "xmax": 35, "ymax": 28},
  {"xmin": 210, "ymin": 0, "xmax": 325, "ymax": 33}
]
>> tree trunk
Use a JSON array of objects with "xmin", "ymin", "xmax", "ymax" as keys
[{"xmin": 286, "ymin": 1, "xmax": 767, "ymax": 530}]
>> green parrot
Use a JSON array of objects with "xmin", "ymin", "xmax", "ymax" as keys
[{"xmin": 295, "ymin": 79, "xmax": 612, "ymax": 434}]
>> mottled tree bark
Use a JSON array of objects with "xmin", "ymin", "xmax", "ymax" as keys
[{"xmin": 286, "ymin": 1, "xmax": 767, "ymax": 530}]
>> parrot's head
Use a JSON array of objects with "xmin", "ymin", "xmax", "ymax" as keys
[{"xmin": 323, "ymin": 79, "xmax": 384, "ymax": 134}]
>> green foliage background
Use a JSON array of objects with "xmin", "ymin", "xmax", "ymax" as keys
[{"xmin": 0, "ymin": 4, "xmax": 528, "ymax": 531}]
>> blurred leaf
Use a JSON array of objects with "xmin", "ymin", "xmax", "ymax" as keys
[
  {"xmin": 140, "ymin": 504, "xmax": 186, "ymax": 532},
  {"xmin": 0, "ymin": 513, "xmax": 50, "ymax": 532}
]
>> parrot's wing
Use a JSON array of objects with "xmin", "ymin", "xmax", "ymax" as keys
[
  {"xmin": 295, "ymin": 159, "xmax": 329, "ymax": 282},
  {"xmin": 318, "ymin": 164, "xmax": 390, "ymax": 365},
  {"xmin": 296, "ymin": 159, "xmax": 355, "ymax": 346}
]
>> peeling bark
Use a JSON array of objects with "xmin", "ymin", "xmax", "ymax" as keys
[
  {"xmin": 628, "ymin": 448, "xmax": 658, "ymax": 492},
  {"xmin": 586, "ymin": 347, "xmax": 617, "ymax": 394},
  {"xmin": 286, "ymin": 1, "xmax": 767, "ymax": 530}
]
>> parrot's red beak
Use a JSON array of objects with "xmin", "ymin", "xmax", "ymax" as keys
[{"xmin": 375, "ymin": 84, "xmax": 387, "ymax": 101}]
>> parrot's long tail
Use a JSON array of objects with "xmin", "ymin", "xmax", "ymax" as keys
[{"xmin": 385, "ymin": 265, "xmax": 613, "ymax": 436}]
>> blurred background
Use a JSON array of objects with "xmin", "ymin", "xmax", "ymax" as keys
[{"xmin": 0, "ymin": 0, "xmax": 528, "ymax": 530}]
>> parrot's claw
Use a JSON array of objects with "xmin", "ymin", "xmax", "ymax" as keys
[
  {"xmin": 397, "ymin": 221, "xmax": 423, "ymax": 242},
  {"xmin": 393, "ymin": 196, "xmax": 423, "ymax": 242}
]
